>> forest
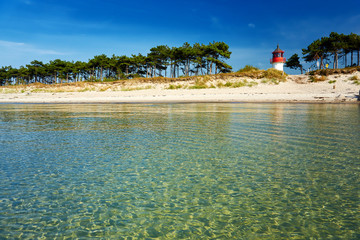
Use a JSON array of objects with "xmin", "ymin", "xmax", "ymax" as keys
[
  {"xmin": 0, "ymin": 42, "xmax": 232, "ymax": 86},
  {"xmin": 286, "ymin": 32, "xmax": 360, "ymax": 73},
  {"xmin": 1, "ymin": 32, "xmax": 360, "ymax": 86}
]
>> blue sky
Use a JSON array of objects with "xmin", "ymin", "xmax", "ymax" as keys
[{"xmin": 0, "ymin": 0, "xmax": 359, "ymax": 74}]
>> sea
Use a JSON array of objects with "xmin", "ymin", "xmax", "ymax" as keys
[{"xmin": 0, "ymin": 103, "xmax": 359, "ymax": 239}]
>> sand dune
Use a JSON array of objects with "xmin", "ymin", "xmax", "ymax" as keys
[{"xmin": 1, "ymin": 73, "xmax": 359, "ymax": 103}]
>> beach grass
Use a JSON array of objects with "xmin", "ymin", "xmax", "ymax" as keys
[
  {"xmin": 310, "ymin": 75, "xmax": 327, "ymax": 82},
  {"xmin": 121, "ymin": 85, "xmax": 153, "ymax": 91},
  {"xmin": 1, "ymin": 67, "xmax": 360, "ymax": 94}
]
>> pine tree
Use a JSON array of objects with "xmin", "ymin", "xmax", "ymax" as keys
[{"xmin": 285, "ymin": 54, "xmax": 303, "ymax": 74}]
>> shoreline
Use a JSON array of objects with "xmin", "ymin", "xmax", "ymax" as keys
[
  {"xmin": 1, "ymin": 74, "xmax": 360, "ymax": 104},
  {"xmin": 1, "ymin": 91, "xmax": 359, "ymax": 104}
]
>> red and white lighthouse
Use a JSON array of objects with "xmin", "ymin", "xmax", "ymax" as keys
[{"xmin": 270, "ymin": 44, "xmax": 286, "ymax": 71}]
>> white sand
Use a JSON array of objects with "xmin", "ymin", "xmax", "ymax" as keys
[{"xmin": 1, "ymin": 74, "xmax": 359, "ymax": 103}]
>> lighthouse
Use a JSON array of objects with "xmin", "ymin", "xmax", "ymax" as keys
[{"xmin": 270, "ymin": 44, "xmax": 286, "ymax": 71}]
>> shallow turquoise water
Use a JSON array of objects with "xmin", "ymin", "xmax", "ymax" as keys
[{"xmin": 0, "ymin": 103, "xmax": 359, "ymax": 239}]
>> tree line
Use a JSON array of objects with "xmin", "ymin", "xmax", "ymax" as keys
[
  {"xmin": 286, "ymin": 32, "xmax": 360, "ymax": 73},
  {"xmin": 0, "ymin": 41, "xmax": 232, "ymax": 86}
]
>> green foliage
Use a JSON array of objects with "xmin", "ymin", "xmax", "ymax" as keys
[
  {"xmin": 309, "ymin": 75, "xmax": 327, "ymax": 82},
  {"xmin": 261, "ymin": 69, "xmax": 287, "ymax": 82},
  {"xmin": 303, "ymin": 32, "xmax": 360, "ymax": 69},
  {"xmin": 189, "ymin": 77, "xmax": 209, "ymax": 89},
  {"xmin": 231, "ymin": 81, "xmax": 247, "ymax": 88},
  {"xmin": 224, "ymin": 81, "xmax": 233, "ymax": 87},
  {"xmin": 318, "ymin": 69, "xmax": 331, "ymax": 76},
  {"xmin": 167, "ymin": 84, "xmax": 183, "ymax": 89},
  {"xmin": 0, "ymin": 42, "xmax": 233, "ymax": 86},
  {"xmin": 349, "ymin": 75, "xmax": 359, "ymax": 80},
  {"xmin": 121, "ymin": 86, "xmax": 153, "ymax": 91},
  {"xmin": 285, "ymin": 54, "xmax": 303, "ymax": 73},
  {"xmin": 310, "ymin": 66, "xmax": 360, "ymax": 76},
  {"xmin": 237, "ymin": 65, "xmax": 259, "ymax": 73},
  {"xmin": 217, "ymin": 79, "xmax": 258, "ymax": 88},
  {"xmin": 102, "ymin": 77, "xmax": 118, "ymax": 82},
  {"xmin": 348, "ymin": 75, "xmax": 360, "ymax": 85}
]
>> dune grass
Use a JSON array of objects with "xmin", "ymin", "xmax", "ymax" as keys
[{"xmin": 310, "ymin": 66, "xmax": 360, "ymax": 76}]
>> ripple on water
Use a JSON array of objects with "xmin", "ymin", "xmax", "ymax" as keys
[{"xmin": 0, "ymin": 103, "xmax": 359, "ymax": 239}]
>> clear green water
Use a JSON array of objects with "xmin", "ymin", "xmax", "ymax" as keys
[{"xmin": 0, "ymin": 103, "xmax": 359, "ymax": 239}]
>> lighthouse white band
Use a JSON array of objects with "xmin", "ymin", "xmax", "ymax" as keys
[{"xmin": 272, "ymin": 62, "xmax": 284, "ymax": 71}]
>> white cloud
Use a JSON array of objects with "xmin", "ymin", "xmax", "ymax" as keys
[
  {"xmin": 0, "ymin": 40, "xmax": 25, "ymax": 47},
  {"xmin": 0, "ymin": 40, "xmax": 65, "ymax": 55}
]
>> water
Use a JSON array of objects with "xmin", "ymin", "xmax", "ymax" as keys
[{"xmin": 0, "ymin": 103, "xmax": 359, "ymax": 239}]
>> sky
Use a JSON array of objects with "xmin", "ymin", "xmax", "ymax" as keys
[{"xmin": 0, "ymin": 0, "xmax": 359, "ymax": 74}]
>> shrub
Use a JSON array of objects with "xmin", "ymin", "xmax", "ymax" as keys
[
  {"xmin": 310, "ymin": 66, "xmax": 360, "ymax": 76},
  {"xmin": 318, "ymin": 69, "xmax": 330, "ymax": 76},
  {"xmin": 216, "ymin": 79, "xmax": 257, "ymax": 88},
  {"xmin": 216, "ymin": 82, "xmax": 225, "ymax": 88},
  {"xmin": 189, "ymin": 85, "xmax": 207, "ymax": 89},
  {"xmin": 309, "ymin": 75, "xmax": 327, "ymax": 82},
  {"xmin": 224, "ymin": 81, "xmax": 233, "ymax": 87},
  {"xmin": 237, "ymin": 65, "xmax": 259, "ymax": 73},
  {"xmin": 349, "ymin": 75, "xmax": 359, "ymax": 81},
  {"xmin": 261, "ymin": 69, "xmax": 287, "ymax": 82},
  {"xmin": 102, "ymin": 78, "xmax": 117, "ymax": 82},
  {"xmin": 248, "ymin": 81, "xmax": 258, "ymax": 87},
  {"xmin": 189, "ymin": 78, "xmax": 208, "ymax": 89},
  {"xmin": 231, "ymin": 81, "xmax": 247, "ymax": 88},
  {"xmin": 167, "ymin": 84, "xmax": 183, "ymax": 89}
]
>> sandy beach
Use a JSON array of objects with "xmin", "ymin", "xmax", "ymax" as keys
[{"xmin": 1, "ymin": 73, "xmax": 360, "ymax": 104}]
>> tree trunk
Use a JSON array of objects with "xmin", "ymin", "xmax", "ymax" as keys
[
  {"xmin": 189, "ymin": 60, "xmax": 191, "ymax": 76},
  {"xmin": 170, "ymin": 62, "xmax": 173, "ymax": 78},
  {"xmin": 320, "ymin": 56, "xmax": 324, "ymax": 69},
  {"xmin": 351, "ymin": 51, "xmax": 353, "ymax": 66},
  {"xmin": 345, "ymin": 52, "xmax": 347, "ymax": 67},
  {"xmin": 335, "ymin": 53, "xmax": 339, "ymax": 69}
]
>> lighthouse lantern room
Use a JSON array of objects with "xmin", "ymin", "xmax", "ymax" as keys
[{"xmin": 270, "ymin": 44, "xmax": 286, "ymax": 71}]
